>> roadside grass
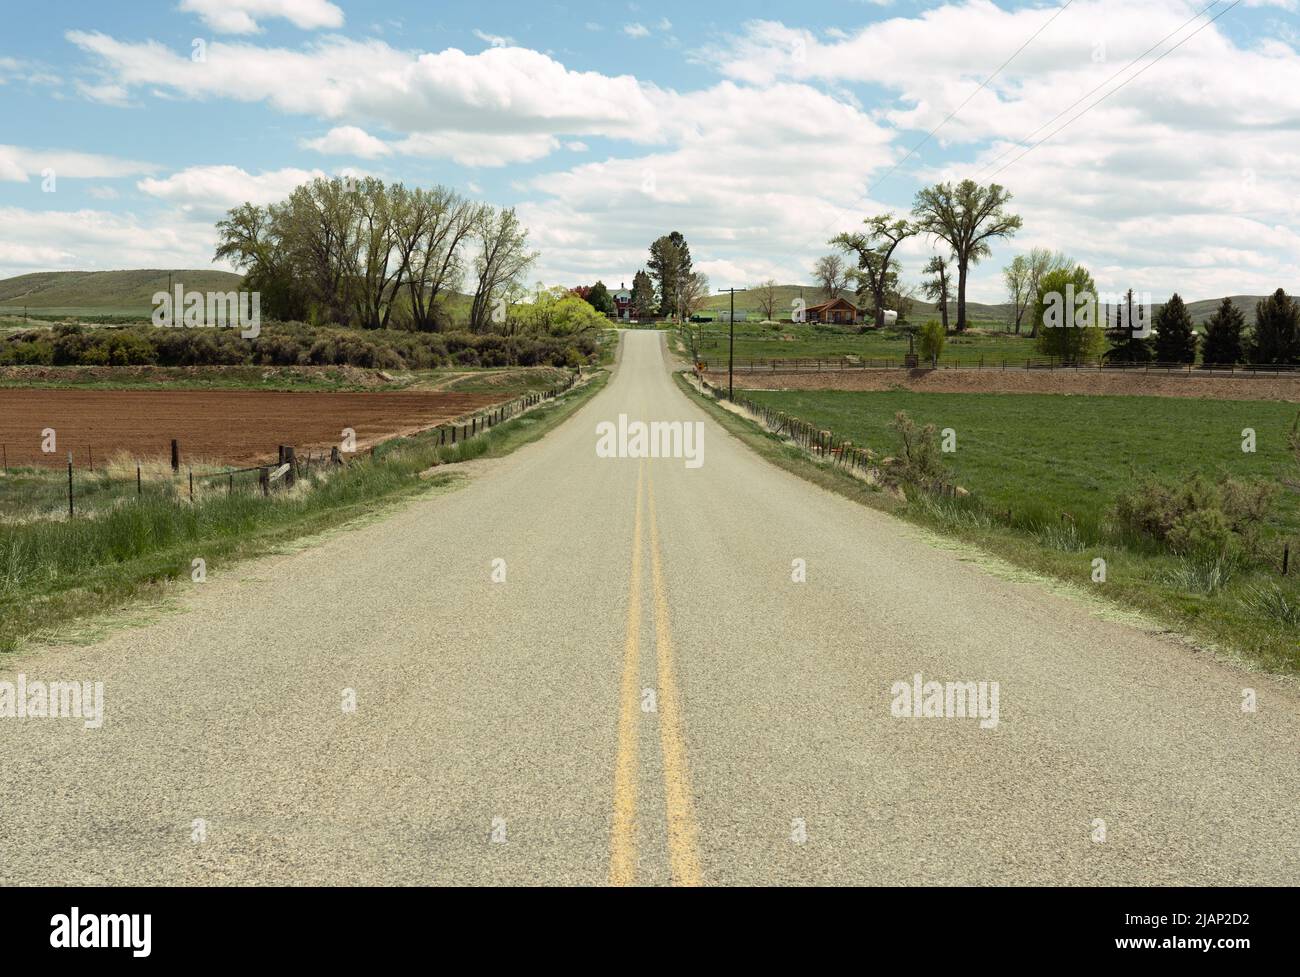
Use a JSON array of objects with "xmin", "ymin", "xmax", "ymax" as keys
[
  {"xmin": 0, "ymin": 453, "xmax": 234, "ymax": 523},
  {"xmin": 675, "ymin": 373, "xmax": 1300, "ymax": 674},
  {"xmin": 433, "ymin": 366, "xmax": 573, "ymax": 394},
  {"xmin": 0, "ymin": 370, "xmax": 607, "ymax": 652}
]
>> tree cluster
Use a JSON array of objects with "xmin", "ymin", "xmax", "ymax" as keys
[
  {"xmin": 830, "ymin": 179, "xmax": 1022, "ymax": 332},
  {"xmin": 215, "ymin": 177, "xmax": 536, "ymax": 333}
]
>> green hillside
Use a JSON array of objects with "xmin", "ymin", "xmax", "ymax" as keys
[
  {"xmin": 697, "ymin": 284, "xmax": 1012, "ymax": 323},
  {"xmin": 0, "ymin": 269, "xmax": 245, "ymax": 316},
  {"xmin": 697, "ymin": 283, "xmax": 1286, "ymax": 328},
  {"xmin": 699, "ymin": 285, "xmax": 854, "ymax": 315},
  {"xmin": 1181, "ymin": 295, "xmax": 1271, "ymax": 326}
]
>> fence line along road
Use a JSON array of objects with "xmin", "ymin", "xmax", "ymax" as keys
[
  {"xmin": 5, "ymin": 370, "xmax": 581, "ymax": 518},
  {"xmin": 694, "ymin": 356, "xmax": 1300, "ymax": 379},
  {"xmin": 696, "ymin": 374, "xmax": 961, "ymax": 501}
]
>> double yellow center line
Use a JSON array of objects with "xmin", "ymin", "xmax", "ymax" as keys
[{"xmin": 610, "ymin": 461, "xmax": 702, "ymax": 886}]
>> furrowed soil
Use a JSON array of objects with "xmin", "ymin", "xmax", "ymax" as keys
[
  {"xmin": 0, "ymin": 388, "xmax": 503, "ymax": 467},
  {"xmin": 720, "ymin": 366, "xmax": 1300, "ymax": 402}
]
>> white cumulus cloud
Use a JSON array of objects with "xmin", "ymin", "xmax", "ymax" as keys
[{"xmin": 178, "ymin": 0, "xmax": 345, "ymax": 35}]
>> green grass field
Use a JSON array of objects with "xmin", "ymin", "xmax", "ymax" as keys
[
  {"xmin": 709, "ymin": 384, "xmax": 1300, "ymax": 673},
  {"xmin": 739, "ymin": 389, "xmax": 1300, "ymax": 538}
]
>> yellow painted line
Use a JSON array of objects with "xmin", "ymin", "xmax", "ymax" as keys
[
  {"xmin": 609, "ymin": 460, "xmax": 644, "ymax": 886},
  {"xmin": 647, "ymin": 476, "xmax": 704, "ymax": 887}
]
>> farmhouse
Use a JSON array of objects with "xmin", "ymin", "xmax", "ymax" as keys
[
  {"xmin": 612, "ymin": 282, "xmax": 632, "ymax": 320},
  {"xmin": 804, "ymin": 297, "xmax": 860, "ymax": 325}
]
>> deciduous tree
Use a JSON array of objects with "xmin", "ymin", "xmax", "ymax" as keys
[
  {"xmin": 678, "ymin": 271, "xmax": 711, "ymax": 321},
  {"xmin": 753, "ymin": 279, "xmax": 779, "ymax": 321},
  {"xmin": 469, "ymin": 207, "xmax": 538, "ymax": 333},
  {"xmin": 1034, "ymin": 264, "xmax": 1103, "ymax": 363},
  {"xmin": 913, "ymin": 180, "xmax": 1022, "ymax": 332},
  {"xmin": 921, "ymin": 256, "xmax": 953, "ymax": 332},
  {"xmin": 831, "ymin": 213, "xmax": 916, "ymax": 329},
  {"xmin": 812, "ymin": 254, "xmax": 849, "ymax": 303}
]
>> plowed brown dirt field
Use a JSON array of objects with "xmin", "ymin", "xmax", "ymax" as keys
[
  {"xmin": 721, "ymin": 366, "xmax": 1300, "ymax": 401},
  {"xmin": 0, "ymin": 388, "xmax": 502, "ymax": 467}
]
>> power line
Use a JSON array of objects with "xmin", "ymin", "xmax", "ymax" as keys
[
  {"xmin": 776, "ymin": 0, "xmax": 1080, "ymax": 285},
  {"xmin": 988, "ymin": 0, "xmax": 1243, "ymax": 179},
  {"xmin": 866, "ymin": 0, "xmax": 1077, "ymax": 197},
  {"xmin": 973, "ymin": 0, "xmax": 1226, "ymax": 180}
]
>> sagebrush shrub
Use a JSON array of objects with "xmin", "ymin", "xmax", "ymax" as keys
[
  {"xmin": 1112, "ymin": 473, "xmax": 1275, "ymax": 558},
  {"xmin": 888, "ymin": 411, "xmax": 953, "ymax": 491}
]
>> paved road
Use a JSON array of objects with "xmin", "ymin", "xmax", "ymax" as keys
[{"xmin": 2, "ymin": 331, "xmax": 1298, "ymax": 885}]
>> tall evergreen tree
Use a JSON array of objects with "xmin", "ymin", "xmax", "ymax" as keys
[
  {"xmin": 647, "ymin": 232, "xmax": 692, "ymax": 318},
  {"xmin": 585, "ymin": 280, "xmax": 615, "ymax": 316},
  {"xmin": 1152, "ymin": 292, "xmax": 1197, "ymax": 364},
  {"xmin": 1247, "ymin": 288, "xmax": 1300, "ymax": 364},
  {"xmin": 1200, "ymin": 297, "xmax": 1246, "ymax": 366},
  {"xmin": 630, "ymin": 269, "xmax": 656, "ymax": 319},
  {"xmin": 1103, "ymin": 288, "xmax": 1153, "ymax": 363}
]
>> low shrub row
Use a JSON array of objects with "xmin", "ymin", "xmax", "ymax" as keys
[{"xmin": 0, "ymin": 322, "xmax": 599, "ymax": 370}]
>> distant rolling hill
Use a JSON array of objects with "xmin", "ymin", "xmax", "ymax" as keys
[
  {"xmin": 0, "ymin": 271, "xmax": 1289, "ymax": 330},
  {"xmin": 700, "ymin": 285, "xmax": 1019, "ymax": 324},
  {"xmin": 1181, "ymin": 295, "xmax": 1270, "ymax": 326},
  {"xmin": 0, "ymin": 269, "xmax": 245, "ymax": 316}
]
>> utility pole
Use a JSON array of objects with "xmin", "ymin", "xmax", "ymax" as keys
[{"xmin": 718, "ymin": 287, "xmax": 746, "ymax": 401}]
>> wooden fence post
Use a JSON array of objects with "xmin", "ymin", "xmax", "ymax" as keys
[{"xmin": 171, "ymin": 439, "xmax": 180, "ymax": 473}]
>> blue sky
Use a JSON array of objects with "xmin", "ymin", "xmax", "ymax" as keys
[{"xmin": 2, "ymin": 0, "xmax": 1298, "ymax": 303}]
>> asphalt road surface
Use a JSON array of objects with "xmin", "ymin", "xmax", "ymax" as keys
[{"xmin": 2, "ymin": 331, "xmax": 1298, "ymax": 886}]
